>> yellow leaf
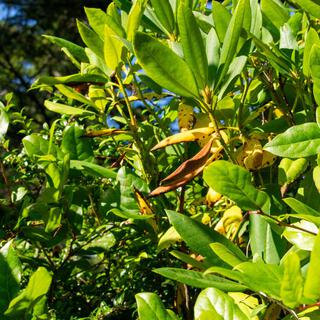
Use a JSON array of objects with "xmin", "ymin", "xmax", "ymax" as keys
[
  {"xmin": 178, "ymin": 102, "xmax": 194, "ymax": 131},
  {"xmin": 151, "ymin": 127, "xmax": 216, "ymax": 151}
]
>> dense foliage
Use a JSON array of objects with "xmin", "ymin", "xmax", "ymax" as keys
[{"xmin": 1, "ymin": 0, "xmax": 320, "ymax": 319}]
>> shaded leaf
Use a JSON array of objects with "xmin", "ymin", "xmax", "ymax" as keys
[
  {"xmin": 0, "ymin": 241, "xmax": 21, "ymax": 314},
  {"xmin": 61, "ymin": 125, "xmax": 94, "ymax": 161},
  {"xmin": 154, "ymin": 268, "xmax": 246, "ymax": 291}
]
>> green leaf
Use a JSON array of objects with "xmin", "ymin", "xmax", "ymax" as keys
[
  {"xmin": 55, "ymin": 84, "xmax": 95, "ymax": 106},
  {"xmin": 284, "ymin": 198, "xmax": 320, "ymax": 217},
  {"xmin": 0, "ymin": 241, "xmax": 21, "ymax": 314},
  {"xmin": 127, "ymin": 0, "xmax": 148, "ymax": 42},
  {"xmin": 157, "ymin": 227, "xmax": 181, "ymax": 252},
  {"xmin": 261, "ymin": 0, "xmax": 289, "ymax": 30},
  {"xmin": 104, "ymin": 25, "xmax": 124, "ymax": 71},
  {"xmin": 70, "ymin": 160, "xmax": 117, "ymax": 179},
  {"xmin": 4, "ymin": 267, "xmax": 52, "ymax": 318},
  {"xmin": 178, "ymin": 2, "xmax": 208, "ymax": 89},
  {"xmin": 23, "ymin": 134, "xmax": 49, "ymax": 157},
  {"xmin": 154, "ymin": 268, "xmax": 247, "ymax": 291},
  {"xmin": 211, "ymin": 1, "xmax": 231, "ymax": 43},
  {"xmin": 84, "ymin": 7, "xmax": 126, "ymax": 39},
  {"xmin": 109, "ymin": 208, "xmax": 153, "ymax": 220},
  {"xmin": 280, "ymin": 252, "xmax": 303, "ymax": 308},
  {"xmin": 264, "ymin": 123, "xmax": 320, "ymax": 158},
  {"xmin": 34, "ymin": 73, "xmax": 108, "ymax": 87},
  {"xmin": 278, "ymin": 158, "xmax": 308, "ymax": 185},
  {"xmin": 133, "ymin": 32, "xmax": 199, "ymax": 98},
  {"xmin": 149, "ymin": 0, "xmax": 175, "ymax": 34},
  {"xmin": 44, "ymin": 100, "xmax": 95, "ymax": 116},
  {"xmin": 166, "ymin": 210, "xmax": 246, "ymax": 266},
  {"xmin": 194, "ymin": 288, "xmax": 250, "ymax": 320},
  {"xmin": 77, "ymin": 19, "xmax": 104, "ymax": 58},
  {"xmin": 303, "ymin": 28, "xmax": 320, "ymax": 77},
  {"xmin": 235, "ymin": 261, "xmax": 283, "ymax": 299},
  {"xmin": 303, "ymin": 231, "xmax": 320, "ymax": 302},
  {"xmin": 206, "ymin": 28, "xmax": 220, "ymax": 87},
  {"xmin": 294, "ymin": 0, "xmax": 320, "ymax": 19},
  {"xmin": 217, "ymin": 0, "xmax": 248, "ymax": 88},
  {"xmin": 136, "ymin": 292, "xmax": 178, "ymax": 320},
  {"xmin": 313, "ymin": 165, "xmax": 320, "ymax": 192},
  {"xmin": 0, "ymin": 104, "xmax": 9, "ymax": 140},
  {"xmin": 61, "ymin": 125, "xmax": 94, "ymax": 161},
  {"xmin": 210, "ymin": 243, "xmax": 246, "ymax": 267},
  {"xmin": 43, "ymin": 35, "xmax": 88, "ymax": 62},
  {"xmin": 282, "ymin": 221, "xmax": 317, "ymax": 251},
  {"xmin": 203, "ymin": 160, "xmax": 271, "ymax": 213},
  {"xmin": 170, "ymin": 250, "xmax": 207, "ymax": 270}
]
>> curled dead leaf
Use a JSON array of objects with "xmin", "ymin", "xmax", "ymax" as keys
[{"xmin": 149, "ymin": 139, "xmax": 223, "ymax": 197}]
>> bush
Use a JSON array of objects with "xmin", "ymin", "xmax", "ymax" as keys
[{"xmin": 1, "ymin": 0, "xmax": 320, "ymax": 319}]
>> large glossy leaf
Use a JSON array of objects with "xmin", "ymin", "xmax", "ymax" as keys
[
  {"xmin": 104, "ymin": 25, "xmax": 123, "ymax": 71},
  {"xmin": 43, "ymin": 35, "xmax": 88, "ymax": 62},
  {"xmin": 166, "ymin": 210, "xmax": 246, "ymax": 266},
  {"xmin": 61, "ymin": 125, "xmax": 94, "ymax": 161},
  {"xmin": 194, "ymin": 288, "xmax": 249, "ymax": 320},
  {"xmin": 264, "ymin": 123, "xmax": 320, "ymax": 158},
  {"xmin": 203, "ymin": 160, "xmax": 271, "ymax": 213},
  {"xmin": 127, "ymin": 0, "xmax": 148, "ymax": 41},
  {"xmin": 280, "ymin": 252, "xmax": 303, "ymax": 308},
  {"xmin": 206, "ymin": 28, "xmax": 220, "ymax": 86},
  {"xmin": 211, "ymin": 1, "xmax": 231, "ymax": 43},
  {"xmin": 303, "ymin": 231, "xmax": 320, "ymax": 302},
  {"xmin": 149, "ymin": 0, "xmax": 175, "ymax": 34},
  {"xmin": 77, "ymin": 20, "xmax": 104, "ymax": 58},
  {"xmin": 235, "ymin": 261, "xmax": 283, "ymax": 299},
  {"xmin": 261, "ymin": 0, "xmax": 289, "ymax": 30},
  {"xmin": 0, "ymin": 241, "xmax": 21, "ymax": 314},
  {"xmin": 178, "ymin": 2, "xmax": 208, "ymax": 89},
  {"xmin": 278, "ymin": 158, "xmax": 308, "ymax": 185},
  {"xmin": 294, "ymin": 0, "xmax": 320, "ymax": 19},
  {"xmin": 217, "ymin": 0, "xmax": 248, "ymax": 88},
  {"xmin": 210, "ymin": 243, "xmax": 246, "ymax": 268},
  {"xmin": 136, "ymin": 292, "xmax": 178, "ymax": 320},
  {"xmin": 133, "ymin": 32, "xmax": 199, "ymax": 98},
  {"xmin": 303, "ymin": 28, "xmax": 320, "ymax": 77},
  {"xmin": 154, "ymin": 268, "xmax": 246, "ymax": 291},
  {"xmin": 4, "ymin": 267, "xmax": 52, "ymax": 318},
  {"xmin": 84, "ymin": 7, "xmax": 126, "ymax": 39},
  {"xmin": 44, "ymin": 100, "xmax": 95, "ymax": 116},
  {"xmin": 282, "ymin": 221, "xmax": 317, "ymax": 251}
]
